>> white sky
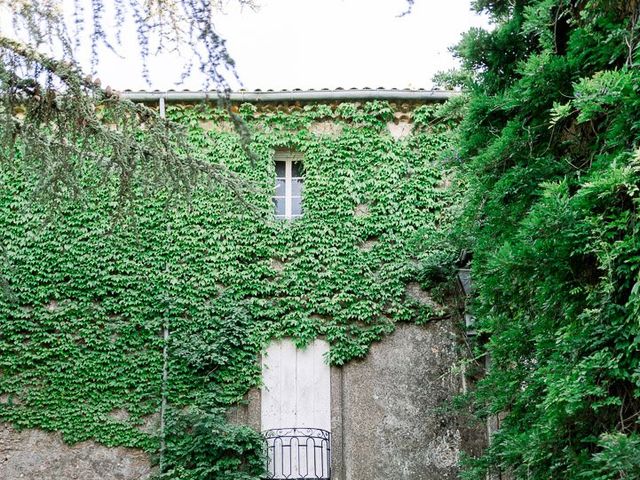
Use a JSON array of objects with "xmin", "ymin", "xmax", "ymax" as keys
[
  {"xmin": 90, "ymin": 0, "xmax": 490, "ymax": 91},
  {"xmin": 1, "ymin": 0, "xmax": 490, "ymax": 91}
]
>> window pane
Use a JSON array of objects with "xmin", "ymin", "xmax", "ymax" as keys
[
  {"xmin": 273, "ymin": 197, "xmax": 285, "ymax": 216},
  {"xmin": 275, "ymin": 161, "xmax": 286, "ymax": 177},
  {"xmin": 291, "ymin": 178, "xmax": 303, "ymax": 196},
  {"xmin": 291, "ymin": 161, "xmax": 303, "ymax": 177},
  {"xmin": 291, "ymin": 197, "xmax": 303, "ymax": 216},
  {"xmin": 274, "ymin": 179, "xmax": 285, "ymax": 196}
]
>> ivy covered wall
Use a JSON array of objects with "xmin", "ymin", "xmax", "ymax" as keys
[{"xmin": 0, "ymin": 100, "xmax": 459, "ymax": 477}]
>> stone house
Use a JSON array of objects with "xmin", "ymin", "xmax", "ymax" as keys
[{"xmin": 0, "ymin": 88, "xmax": 486, "ymax": 480}]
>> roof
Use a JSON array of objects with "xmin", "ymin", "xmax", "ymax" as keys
[{"xmin": 120, "ymin": 88, "xmax": 458, "ymax": 103}]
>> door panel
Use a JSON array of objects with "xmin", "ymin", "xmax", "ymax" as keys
[{"xmin": 261, "ymin": 338, "xmax": 331, "ymax": 431}]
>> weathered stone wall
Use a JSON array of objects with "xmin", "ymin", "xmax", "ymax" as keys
[
  {"xmin": 335, "ymin": 322, "xmax": 485, "ymax": 480},
  {"xmin": 1, "ymin": 321, "xmax": 484, "ymax": 480},
  {"xmin": 0, "ymin": 424, "xmax": 151, "ymax": 480},
  {"xmin": 229, "ymin": 321, "xmax": 486, "ymax": 479}
]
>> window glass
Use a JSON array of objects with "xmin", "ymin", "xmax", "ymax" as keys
[
  {"xmin": 291, "ymin": 197, "xmax": 303, "ymax": 216},
  {"xmin": 291, "ymin": 178, "xmax": 303, "ymax": 196},
  {"xmin": 291, "ymin": 161, "xmax": 303, "ymax": 177},
  {"xmin": 273, "ymin": 197, "xmax": 286, "ymax": 216},
  {"xmin": 273, "ymin": 153, "xmax": 304, "ymax": 220}
]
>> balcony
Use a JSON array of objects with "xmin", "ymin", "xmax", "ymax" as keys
[{"xmin": 263, "ymin": 427, "xmax": 331, "ymax": 479}]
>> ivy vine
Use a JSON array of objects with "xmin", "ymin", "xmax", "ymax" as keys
[{"xmin": 0, "ymin": 100, "xmax": 457, "ymax": 478}]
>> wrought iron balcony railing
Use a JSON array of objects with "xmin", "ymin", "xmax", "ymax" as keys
[{"xmin": 263, "ymin": 427, "xmax": 331, "ymax": 479}]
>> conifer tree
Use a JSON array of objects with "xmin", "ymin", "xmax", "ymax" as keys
[
  {"xmin": 444, "ymin": 1, "xmax": 640, "ymax": 478},
  {"xmin": 0, "ymin": 1, "xmax": 252, "ymax": 202}
]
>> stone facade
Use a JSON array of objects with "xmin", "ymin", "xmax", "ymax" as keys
[
  {"xmin": 1, "ymin": 90, "xmax": 486, "ymax": 479},
  {"xmin": 0, "ymin": 424, "xmax": 151, "ymax": 480},
  {"xmin": 336, "ymin": 322, "xmax": 485, "ymax": 480},
  {"xmin": 229, "ymin": 323, "xmax": 486, "ymax": 480}
]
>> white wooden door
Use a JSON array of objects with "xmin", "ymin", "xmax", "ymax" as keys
[{"xmin": 262, "ymin": 338, "xmax": 331, "ymax": 478}]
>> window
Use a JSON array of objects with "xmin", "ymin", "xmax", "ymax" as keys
[{"xmin": 273, "ymin": 151, "xmax": 303, "ymax": 220}]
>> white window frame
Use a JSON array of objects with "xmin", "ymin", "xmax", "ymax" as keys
[{"xmin": 274, "ymin": 152, "xmax": 303, "ymax": 220}]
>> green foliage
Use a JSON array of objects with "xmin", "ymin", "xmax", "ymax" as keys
[
  {"xmin": 0, "ymin": 37, "xmax": 244, "ymax": 207},
  {"xmin": 451, "ymin": 0, "xmax": 640, "ymax": 478},
  {"xmin": 580, "ymin": 433, "xmax": 640, "ymax": 479},
  {"xmin": 161, "ymin": 408, "xmax": 265, "ymax": 480},
  {"xmin": 0, "ymin": 100, "xmax": 455, "ymax": 477}
]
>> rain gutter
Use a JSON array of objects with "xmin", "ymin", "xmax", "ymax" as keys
[{"xmin": 121, "ymin": 89, "xmax": 459, "ymax": 103}]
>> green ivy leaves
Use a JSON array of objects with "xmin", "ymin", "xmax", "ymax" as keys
[{"xmin": 0, "ymin": 100, "xmax": 454, "ymax": 478}]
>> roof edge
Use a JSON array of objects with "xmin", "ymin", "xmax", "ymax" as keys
[{"xmin": 120, "ymin": 89, "xmax": 459, "ymax": 103}]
